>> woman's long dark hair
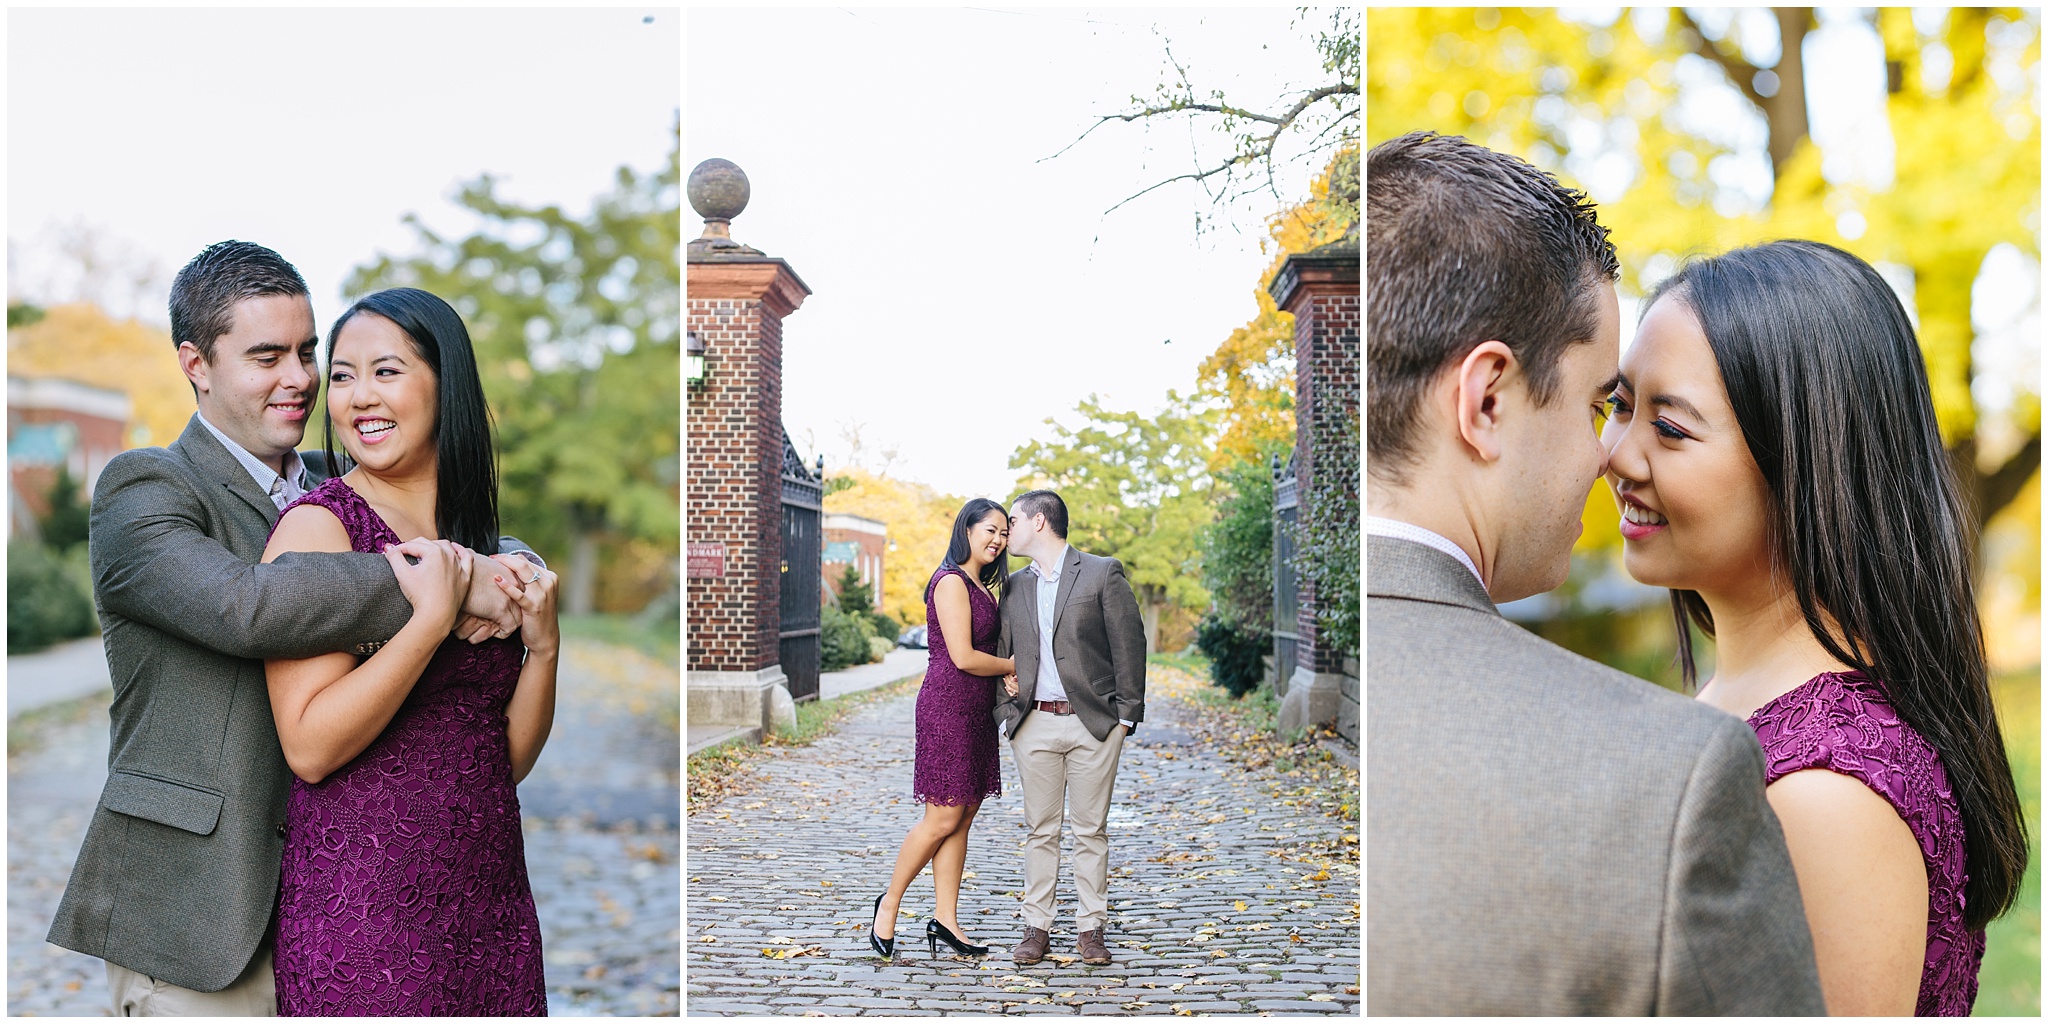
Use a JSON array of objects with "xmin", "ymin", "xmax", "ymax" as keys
[
  {"xmin": 939, "ymin": 498, "xmax": 1009, "ymax": 594},
  {"xmin": 324, "ymin": 287, "xmax": 500, "ymax": 555},
  {"xmin": 1649, "ymin": 239, "xmax": 2026, "ymax": 931}
]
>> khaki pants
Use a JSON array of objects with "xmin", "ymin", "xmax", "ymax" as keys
[
  {"xmin": 107, "ymin": 939, "xmax": 275, "ymax": 1017},
  {"xmin": 1012, "ymin": 710, "xmax": 1125, "ymax": 932}
]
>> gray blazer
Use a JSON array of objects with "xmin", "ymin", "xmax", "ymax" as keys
[
  {"xmin": 993, "ymin": 545, "xmax": 1147, "ymax": 742},
  {"xmin": 1367, "ymin": 536, "xmax": 1824, "ymax": 1016},
  {"xmin": 47, "ymin": 416, "xmax": 417, "ymax": 992}
]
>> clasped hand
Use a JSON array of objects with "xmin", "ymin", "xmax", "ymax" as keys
[{"xmin": 386, "ymin": 540, "xmax": 555, "ymax": 648}]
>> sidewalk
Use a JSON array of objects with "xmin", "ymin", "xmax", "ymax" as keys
[
  {"xmin": 7, "ymin": 637, "xmax": 111, "ymax": 719},
  {"xmin": 684, "ymin": 667, "xmax": 1361, "ymax": 1016},
  {"xmin": 7, "ymin": 635, "xmax": 680, "ymax": 1016},
  {"xmin": 687, "ymin": 648, "xmax": 927, "ymax": 757},
  {"xmin": 820, "ymin": 647, "xmax": 926, "ymax": 701}
]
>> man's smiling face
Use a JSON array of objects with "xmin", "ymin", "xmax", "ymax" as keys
[{"xmin": 181, "ymin": 292, "xmax": 319, "ymax": 467}]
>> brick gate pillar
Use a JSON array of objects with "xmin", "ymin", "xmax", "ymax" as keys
[
  {"xmin": 1270, "ymin": 234, "xmax": 1360, "ymax": 743},
  {"xmin": 685, "ymin": 159, "xmax": 811, "ymax": 737}
]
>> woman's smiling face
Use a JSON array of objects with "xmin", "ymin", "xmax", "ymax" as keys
[
  {"xmin": 965, "ymin": 510, "xmax": 1009, "ymax": 569},
  {"xmin": 1601, "ymin": 294, "xmax": 1777, "ymax": 597},
  {"xmin": 327, "ymin": 312, "xmax": 439, "ymax": 476}
]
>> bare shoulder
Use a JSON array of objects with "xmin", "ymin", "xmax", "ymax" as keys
[
  {"xmin": 1767, "ymin": 768, "xmax": 1919, "ymax": 845},
  {"xmin": 261, "ymin": 503, "xmax": 353, "ymax": 561},
  {"xmin": 932, "ymin": 570, "xmax": 969, "ymax": 599}
]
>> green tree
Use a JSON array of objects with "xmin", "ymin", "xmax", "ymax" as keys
[
  {"xmin": 347, "ymin": 127, "xmax": 682, "ymax": 614},
  {"xmin": 1194, "ymin": 441, "xmax": 1284, "ymax": 696},
  {"xmin": 1010, "ymin": 393, "xmax": 1217, "ymax": 651},
  {"xmin": 41, "ymin": 465, "xmax": 90, "ymax": 554}
]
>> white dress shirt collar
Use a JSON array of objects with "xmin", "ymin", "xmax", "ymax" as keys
[
  {"xmin": 196, "ymin": 413, "xmax": 308, "ymax": 512},
  {"xmin": 1366, "ymin": 516, "xmax": 1484, "ymax": 590}
]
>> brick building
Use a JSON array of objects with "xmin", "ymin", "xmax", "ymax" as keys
[
  {"xmin": 822, "ymin": 513, "xmax": 886, "ymax": 607},
  {"xmin": 1270, "ymin": 233, "xmax": 1360, "ymax": 744},
  {"xmin": 8, "ymin": 376, "xmax": 132, "ymax": 539},
  {"xmin": 685, "ymin": 158, "xmax": 818, "ymax": 735}
]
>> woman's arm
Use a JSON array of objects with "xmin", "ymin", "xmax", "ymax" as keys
[
  {"xmin": 261, "ymin": 506, "xmax": 471, "ymax": 784},
  {"xmin": 493, "ymin": 554, "xmax": 560, "ymax": 783},
  {"xmin": 1766, "ymin": 768, "xmax": 1928, "ymax": 1015},
  {"xmin": 933, "ymin": 573, "xmax": 1013, "ymax": 677}
]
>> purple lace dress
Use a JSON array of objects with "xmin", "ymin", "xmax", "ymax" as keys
[
  {"xmin": 913, "ymin": 565, "xmax": 1002, "ymax": 805},
  {"xmin": 271, "ymin": 478, "xmax": 546, "ymax": 1016},
  {"xmin": 1749, "ymin": 671, "xmax": 1981, "ymax": 1016}
]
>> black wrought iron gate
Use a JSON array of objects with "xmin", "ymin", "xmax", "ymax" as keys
[{"xmin": 779, "ymin": 429, "xmax": 823, "ymax": 703}]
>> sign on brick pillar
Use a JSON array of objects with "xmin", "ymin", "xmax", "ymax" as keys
[
  {"xmin": 685, "ymin": 158, "xmax": 812, "ymax": 737},
  {"xmin": 1269, "ymin": 235, "xmax": 1360, "ymax": 740}
]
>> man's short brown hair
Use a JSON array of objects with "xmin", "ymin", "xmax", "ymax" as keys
[
  {"xmin": 169, "ymin": 240, "xmax": 309, "ymax": 362},
  {"xmin": 1366, "ymin": 132, "xmax": 1618, "ymax": 481}
]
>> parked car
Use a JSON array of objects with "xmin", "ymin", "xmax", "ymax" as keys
[{"xmin": 898, "ymin": 625, "xmax": 928, "ymax": 649}]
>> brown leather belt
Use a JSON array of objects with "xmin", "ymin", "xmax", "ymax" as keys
[{"xmin": 1035, "ymin": 700, "xmax": 1074, "ymax": 715}]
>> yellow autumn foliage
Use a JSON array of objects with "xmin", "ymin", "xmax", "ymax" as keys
[
  {"xmin": 821, "ymin": 468, "xmax": 968, "ymax": 625},
  {"xmin": 8, "ymin": 303, "xmax": 194, "ymax": 450}
]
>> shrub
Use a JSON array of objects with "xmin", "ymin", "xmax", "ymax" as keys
[
  {"xmin": 1198, "ymin": 445, "xmax": 1282, "ymax": 695},
  {"xmin": 9, "ymin": 542, "xmax": 96, "ymax": 654},
  {"xmin": 1194, "ymin": 614, "xmax": 1269, "ymax": 698},
  {"xmin": 867, "ymin": 636, "xmax": 895, "ymax": 661},
  {"xmin": 821, "ymin": 605, "xmax": 877, "ymax": 672}
]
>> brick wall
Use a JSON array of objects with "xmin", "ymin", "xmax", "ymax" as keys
[{"xmin": 1278, "ymin": 250, "xmax": 1361, "ymax": 677}]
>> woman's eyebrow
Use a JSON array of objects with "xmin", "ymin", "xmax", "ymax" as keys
[{"xmin": 1649, "ymin": 393, "xmax": 1707, "ymax": 422}]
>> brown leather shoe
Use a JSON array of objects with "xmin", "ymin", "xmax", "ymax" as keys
[
  {"xmin": 1012, "ymin": 926, "xmax": 1050, "ymax": 965},
  {"xmin": 1077, "ymin": 928, "xmax": 1112, "ymax": 965}
]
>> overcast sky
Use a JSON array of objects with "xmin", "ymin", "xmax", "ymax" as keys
[
  {"xmin": 688, "ymin": 7, "xmax": 1335, "ymax": 502},
  {"xmin": 8, "ymin": 7, "xmax": 679, "ymax": 331}
]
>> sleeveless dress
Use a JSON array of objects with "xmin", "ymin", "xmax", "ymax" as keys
[
  {"xmin": 912, "ymin": 565, "xmax": 1002, "ymax": 805},
  {"xmin": 271, "ymin": 478, "xmax": 547, "ymax": 1016},
  {"xmin": 1749, "ymin": 670, "xmax": 1981, "ymax": 1016}
]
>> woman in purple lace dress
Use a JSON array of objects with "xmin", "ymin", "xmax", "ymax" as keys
[
  {"xmin": 260, "ymin": 288, "xmax": 559, "ymax": 1015},
  {"xmin": 870, "ymin": 499, "xmax": 1014, "ymax": 960},
  {"xmin": 1601, "ymin": 241, "xmax": 2026, "ymax": 1015}
]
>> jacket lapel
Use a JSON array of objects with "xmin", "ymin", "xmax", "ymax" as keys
[
  {"xmin": 1049, "ymin": 543, "xmax": 1083, "ymax": 634},
  {"xmin": 173, "ymin": 415, "xmax": 284, "ymax": 529}
]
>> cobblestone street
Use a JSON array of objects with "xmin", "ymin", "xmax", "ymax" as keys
[
  {"xmin": 686, "ymin": 667, "xmax": 1360, "ymax": 1016},
  {"xmin": 7, "ymin": 635, "xmax": 679, "ymax": 1017}
]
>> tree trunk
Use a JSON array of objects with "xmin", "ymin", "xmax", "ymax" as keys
[
  {"xmin": 565, "ymin": 529, "xmax": 599, "ymax": 616},
  {"xmin": 1141, "ymin": 599, "xmax": 1161, "ymax": 655}
]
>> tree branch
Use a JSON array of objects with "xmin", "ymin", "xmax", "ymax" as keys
[
  {"xmin": 1978, "ymin": 433, "xmax": 2042, "ymax": 525},
  {"xmin": 1675, "ymin": 8, "xmax": 1768, "ymax": 110}
]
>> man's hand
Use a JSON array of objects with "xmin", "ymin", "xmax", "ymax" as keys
[
  {"xmin": 455, "ymin": 550, "xmax": 527, "ymax": 643},
  {"xmin": 1003, "ymin": 674, "xmax": 1020, "ymax": 698}
]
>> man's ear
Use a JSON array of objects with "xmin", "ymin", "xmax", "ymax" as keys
[
  {"xmin": 1451, "ymin": 340, "xmax": 1518, "ymax": 463},
  {"xmin": 178, "ymin": 341, "xmax": 211, "ymax": 394}
]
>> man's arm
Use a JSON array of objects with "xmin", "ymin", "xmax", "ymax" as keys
[
  {"xmin": 91, "ymin": 452, "xmax": 415, "ymax": 661},
  {"xmin": 1656, "ymin": 719, "xmax": 1826, "ymax": 1015},
  {"xmin": 1100, "ymin": 558, "xmax": 1147, "ymax": 728}
]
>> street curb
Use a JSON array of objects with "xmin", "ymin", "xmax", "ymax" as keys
[{"xmin": 687, "ymin": 726, "xmax": 762, "ymax": 758}]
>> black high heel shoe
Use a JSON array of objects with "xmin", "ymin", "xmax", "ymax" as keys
[
  {"xmin": 870, "ymin": 893, "xmax": 895, "ymax": 958},
  {"xmin": 926, "ymin": 918, "xmax": 990, "ymax": 958}
]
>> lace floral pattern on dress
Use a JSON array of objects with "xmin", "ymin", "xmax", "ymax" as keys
[
  {"xmin": 270, "ymin": 477, "xmax": 546, "ymax": 1016},
  {"xmin": 912, "ymin": 565, "xmax": 1003, "ymax": 806},
  {"xmin": 1749, "ymin": 670, "xmax": 1982, "ymax": 1017}
]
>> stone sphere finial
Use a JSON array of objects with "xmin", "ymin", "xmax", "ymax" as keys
[{"xmin": 688, "ymin": 159, "xmax": 750, "ymax": 240}]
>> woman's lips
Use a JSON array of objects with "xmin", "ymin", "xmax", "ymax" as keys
[{"xmin": 1619, "ymin": 500, "xmax": 1669, "ymax": 541}]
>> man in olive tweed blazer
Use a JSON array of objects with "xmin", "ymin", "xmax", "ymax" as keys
[
  {"xmin": 1365, "ymin": 134, "xmax": 1823, "ymax": 1014},
  {"xmin": 47, "ymin": 242, "xmax": 531, "ymax": 1015},
  {"xmin": 994, "ymin": 490, "xmax": 1147, "ymax": 966}
]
